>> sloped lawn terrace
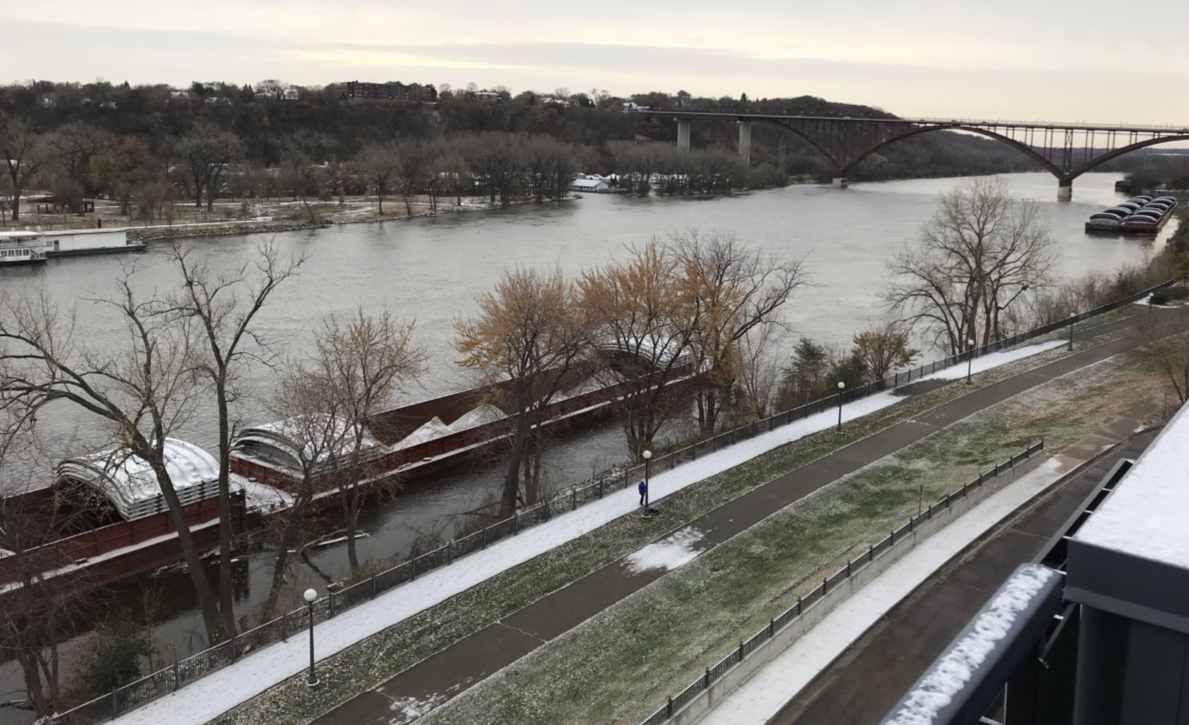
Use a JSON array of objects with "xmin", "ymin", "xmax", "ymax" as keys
[
  {"xmin": 211, "ymin": 312, "xmax": 1147, "ymax": 725},
  {"xmin": 415, "ymin": 352, "xmax": 1167, "ymax": 725}
]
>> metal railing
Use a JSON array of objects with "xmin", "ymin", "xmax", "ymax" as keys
[
  {"xmin": 637, "ymin": 441, "xmax": 1046, "ymax": 725},
  {"xmin": 48, "ymin": 278, "xmax": 1172, "ymax": 725}
]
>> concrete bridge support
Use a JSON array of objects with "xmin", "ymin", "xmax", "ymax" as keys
[
  {"xmin": 737, "ymin": 121, "xmax": 752, "ymax": 166},
  {"xmin": 1058, "ymin": 180, "xmax": 1073, "ymax": 202},
  {"xmin": 677, "ymin": 119, "xmax": 691, "ymax": 152}
]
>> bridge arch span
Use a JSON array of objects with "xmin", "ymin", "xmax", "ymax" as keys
[
  {"xmin": 1066, "ymin": 135, "xmax": 1189, "ymax": 180},
  {"xmin": 754, "ymin": 119, "xmax": 842, "ymax": 171},
  {"xmin": 840, "ymin": 125, "xmax": 1062, "ymax": 179}
]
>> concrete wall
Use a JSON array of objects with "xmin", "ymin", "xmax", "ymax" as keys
[{"xmin": 667, "ymin": 453, "xmax": 1047, "ymax": 725}]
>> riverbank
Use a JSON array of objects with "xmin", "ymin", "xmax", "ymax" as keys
[{"xmin": 10, "ymin": 195, "xmax": 579, "ymax": 242}]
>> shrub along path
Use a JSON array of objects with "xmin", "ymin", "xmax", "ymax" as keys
[{"xmin": 302, "ymin": 313, "xmax": 1188, "ymax": 725}]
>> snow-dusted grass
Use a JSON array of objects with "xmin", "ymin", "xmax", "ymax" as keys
[
  {"xmin": 206, "ymin": 324, "xmax": 1135, "ymax": 725},
  {"xmin": 415, "ymin": 350, "xmax": 1167, "ymax": 725}
]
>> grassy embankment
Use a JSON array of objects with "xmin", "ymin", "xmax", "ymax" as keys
[
  {"xmin": 212, "ymin": 312, "xmax": 1151, "ymax": 725},
  {"xmin": 418, "ymin": 343, "xmax": 1172, "ymax": 725}
]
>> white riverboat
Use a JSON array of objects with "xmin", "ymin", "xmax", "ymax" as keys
[
  {"xmin": 0, "ymin": 227, "xmax": 144, "ymax": 264},
  {"xmin": 0, "ymin": 231, "xmax": 48, "ymax": 266}
]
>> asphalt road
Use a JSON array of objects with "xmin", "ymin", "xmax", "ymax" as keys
[{"xmin": 765, "ymin": 430, "xmax": 1160, "ymax": 725}]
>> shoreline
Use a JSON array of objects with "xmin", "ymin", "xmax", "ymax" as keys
[{"xmin": 125, "ymin": 197, "xmax": 577, "ymax": 243}]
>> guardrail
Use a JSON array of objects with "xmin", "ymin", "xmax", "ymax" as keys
[
  {"xmin": 638, "ymin": 441, "xmax": 1046, "ymax": 725},
  {"xmin": 47, "ymin": 278, "xmax": 1173, "ymax": 725}
]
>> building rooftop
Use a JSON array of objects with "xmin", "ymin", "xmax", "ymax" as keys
[{"xmin": 1074, "ymin": 403, "xmax": 1189, "ymax": 570}]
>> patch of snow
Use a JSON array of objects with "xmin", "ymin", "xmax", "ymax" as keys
[
  {"xmin": 391, "ymin": 416, "xmax": 452, "ymax": 451},
  {"xmin": 1076, "ymin": 403, "xmax": 1189, "ymax": 569},
  {"xmin": 886, "ymin": 565, "xmax": 1055, "ymax": 725},
  {"xmin": 315, "ymin": 532, "xmax": 370, "ymax": 548},
  {"xmin": 388, "ymin": 692, "xmax": 448, "ymax": 720},
  {"xmin": 923, "ymin": 340, "xmax": 1065, "ymax": 381},
  {"xmin": 235, "ymin": 475, "xmax": 293, "ymax": 514},
  {"xmin": 624, "ymin": 528, "xmax": 705, "ymax": 574},
  {"xmin": 447, "ymin": 404, "xmax": 506, "ymax": 431},
  {"xmin": 106, "ymin": 337, "xmax": 1064, "ymax": 725}
]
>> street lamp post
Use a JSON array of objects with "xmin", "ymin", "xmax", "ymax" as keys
[
  {"xmin": 835, "ymin": 381, "xmax": 846, "ymax": 436},
  {"xmin": 965, "ymin": 339, "xmax": 975, "ymax": 385},
  {"xmin": 304, "ymin": 588, "xmax": 320, "ymax": 690},
  {"xmin": 641, "ymin": 449, "xmax": 652, "ymax": 519},
  {"xmin": 1068, "ymin": 313, "xmax": 1076, "ymax": 352}
]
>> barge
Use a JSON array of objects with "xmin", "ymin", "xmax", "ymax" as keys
[
  {"xmin": 0, "ymin": 440, "xmax": 246, "ymax": 597},
  {"xmin": 2, "ymin": 359, "xmax": 695, "ymax": 595},
  {"xmin": 230, "ymin": 361, "xmax": 697, "ymax": 494},
  {"xmin": 1085, "ymin": 195, "xmax": 1179, "ymax": 236}
]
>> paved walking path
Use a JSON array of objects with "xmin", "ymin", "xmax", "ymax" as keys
[
  {"xmin": 703, "ymin": 419, "xmax": 1158, "ymax": 725},
  {"xmin": 309, "ymin": 317, "xmax": 1179, "ymax": 725}
]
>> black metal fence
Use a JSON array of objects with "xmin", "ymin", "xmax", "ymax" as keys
[
  {"xmin": 48, "ymin": 278, "xmax": 1170, "ymax": 725},
  {"xmin": 636, "ymin": 441, "xmax": 1046, "ymax": 725}
]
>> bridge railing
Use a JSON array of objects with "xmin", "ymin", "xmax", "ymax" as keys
[{"xmin": 46, "ymin": 279, "xmax": 1173, "ymax": 725}]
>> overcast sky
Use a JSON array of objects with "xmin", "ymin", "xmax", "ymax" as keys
[{"xmin": 6, "ymin": 0, "xmax": 1188, "ymax": 125}]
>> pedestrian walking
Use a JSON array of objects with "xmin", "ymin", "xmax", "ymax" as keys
[{"xmin": 638, "ymin": 479, "xmax": 648, "ymax": 507}]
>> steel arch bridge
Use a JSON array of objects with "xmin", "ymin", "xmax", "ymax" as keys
[{"xmin": 642, "ymin": 110, "xmax": 1189, "ymax": 199}]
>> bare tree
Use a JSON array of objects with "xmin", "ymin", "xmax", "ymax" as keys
[
  {"xmin": 0, "ymin": 285, "xmax": 231, "ymax": 644},
  {"xmin": 853, "ymin": 322, "xmax": 919, "ymax": 383},
  {"xmin": 672, "ymin": 231, "xmax": 809, "ymax": 434},
  {"xmin": 730, "ymin": 322, "xmax": 784, "ymax": 423},
  {"xmin": 279, "ymin": 131, "xmax": 331, "ymax": 222},
  {"xmin": 309, "ymin": 309, "xmax": 424, "ymax": 574},
  {"xmin": 0, "ymin": 415, "xmax": 93, "ymax": 717},
  {"xmin": 0, "ymin": 115, "xmax": 45, "ymax": 222},
  {"xmin": 1137, "ymin": 309, "xmax": 1189, "ymax": 404},
  {"xmin": 357, "ymin": 140, "xmax": 400, "ymax": 215},
  {"xmin": 44, "ymin": 121, "xmax": 113, "ymax": 213},
  {"xmin": 886, "ymin": 177, "xmax": 1056, "ymax": 354},
  {"xmin": 174, "ymin": 122, "xmax": 246, "ymax": 210},
  {"xmin": 168, "ymin": 240, "xmax": 304, "ymax": 635},
  {"xmin": 255, "ymin": 370, "xmax": 348, "ymax": 620},
  {"xmin": 394, "ymin": 138, "xmax": 430, "ymax": 216},
  {"xmin": 456, "ymin": 268, "xmax": 593, "ymax": 516},
  {"xmin": 579, "ymin": 240, "xmax": 697, "ymax": 457}
]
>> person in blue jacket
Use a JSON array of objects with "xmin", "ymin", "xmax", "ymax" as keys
[{"xmin": 638, "ymin": 479, "xmax": 648, "ymax": 507}]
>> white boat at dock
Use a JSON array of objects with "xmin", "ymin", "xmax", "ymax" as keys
[
  {"xmin": 0, "ymin": 231, "xmax": 48, "ymax": 266},
  {"xmin": 0, "ymin": 227, "xmax": 144, "ymax": 265}
]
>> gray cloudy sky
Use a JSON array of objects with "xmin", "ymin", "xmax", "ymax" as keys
[{"xmin": 6, "ymin": 0, "xmax": 1188, "ymax": 124}]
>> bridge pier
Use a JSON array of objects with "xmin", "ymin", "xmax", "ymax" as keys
[
  {"xmin": 676, "ymin": 119, "xmax": 691, "ymax": 152},
  {"xmin": 1057, "ymin": 180, "xmax": 1073, "ymax": 202},
  {"xmin": 737, "ymin": 121, "xmax": 752, "ymax": 166},
  {"xmin": 832, "ymin": 177, "xmax": 849, "ymax": 189}
]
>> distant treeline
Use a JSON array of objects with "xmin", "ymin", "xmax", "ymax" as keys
[{"xmin": 0, "ymin": 79, "xmax": 1163, "ymax": 222}]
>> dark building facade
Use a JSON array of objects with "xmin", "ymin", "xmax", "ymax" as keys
[{"xmin": 341, "ymin": 81, "xmax": 438, "ymax": 103}]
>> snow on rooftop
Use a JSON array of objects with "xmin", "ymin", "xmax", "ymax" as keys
[
  {"xmin": 1075, "ymin": 402, "xmax": 1189, "ymax": 569},
  {"xmin": 885, "ymin": 565, "xmax": 1056, "ymax": 725}
]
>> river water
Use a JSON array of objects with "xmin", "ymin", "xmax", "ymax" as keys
[{"xmin": 0, "ymin": 172, "xmax": 1173, "ymax": 715}]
